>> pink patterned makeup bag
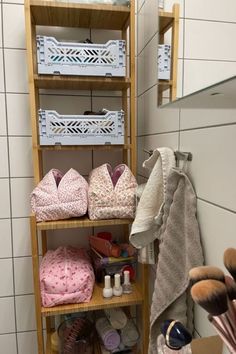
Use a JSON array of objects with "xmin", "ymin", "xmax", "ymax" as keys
[
  {"xmin": 40, "ymin": 246, "xmax": 95, "ymax": 307},
  {"xmin": 88, "ymin": 164, "xmax": 137, "ymax": 220},
  {"xmin": 31, "ymin": 168, "xmax": 88, "ymax": 222}
]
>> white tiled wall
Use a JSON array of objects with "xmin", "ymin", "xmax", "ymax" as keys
[
  {"xmin": 0, "ymin": 1, "xmax": 127, "ymax": 352},
  {"xmin": 137, "ymin": 0, "xmax": 236, "ymax": 340}
]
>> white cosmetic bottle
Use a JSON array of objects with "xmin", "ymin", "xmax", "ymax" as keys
[
  {"xmin": 103, "ymin": 275, "xmax": 113, "ymax": 298},
  {"xmin": 122, "ymin": 270, "xmax": 132, "ymax": 294},
  {"xmin": 113, "ymin": 274, "xmax": 123, "ymax": 296}
]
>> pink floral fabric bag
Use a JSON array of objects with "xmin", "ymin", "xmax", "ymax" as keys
[
  {"xmin": 88, "ymin": 163, "xmax": 137, "ymax": 220},
  {"xmin": 31, "ymin": 168, "xmax": 88, "ymax": 222},
  {"xmin": 40, "ymin": 246, "xmax": 95, "ymax": 307}
]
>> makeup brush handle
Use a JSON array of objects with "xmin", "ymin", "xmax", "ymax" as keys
[{"xmin": 208, "ymin": 316, "xmax": 236, "ymax": 354}]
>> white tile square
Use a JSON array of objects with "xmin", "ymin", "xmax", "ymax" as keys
[
  {"xmin": 15, "ymin": 295, "xmax": 36, "ymax": 332},
  {"xmin": 43, "ymin": 150, "xmax": 92, "ymax": 176},
  {"xmin": 0, "ymin": 94, "xmax": 7, "ymax": 135},
  {"xmin": 138, "ymin": 85, "xmax": 179, "ymax": 135},
  {"xmin": 0, "ymin": 219, "xmax": 12, "ymax": 258},
  {"xmin": 183, "ymin": 60, "xmax": 236, "ymax": 96},
  {"xmin": 9, "ymin": 137, "xmax": 33, "ymax": 177},
  {"xmin": 0, "ymin": 259, "xmax": 13, "ymax": 296},
  {"xmin": 17, "ymin": 331, "xmax": 37, "ymax": 354},
  {"xmin": 12, "ymin": 218, "xmax": 31, "ymax": 257},
  {"xmin": 185, "ymin": 20, "xmax": 236, "ymax": 61},
  {"xmin": 185, "ymin": 0, "xmax": 236, "ymax": 22},
  {"xmin": 0, "ymin": 334, "xmax": 17, "ymax": 354},
  {"xmin": 180, "ymin": 109, "xmax": 236, "ymax": 130},
  {"xmin": 11, "ymin": 178, "xmax": 34, "ymax": 218},
  {"xmin": 0, "ymin": 50, "xmax": 4, "ymax": 92},
  {"xmin": 14, "ymin": 257, "xmax": 33, "ymax": 295},
  {"xmin": 180, "ymin": 125, "xmax": 236, "ymax": 211},
  {"xmin": 0, "ymin": 179, "xmax": 10, "ymax": 218},
  {"xmin": 138, "ymin": 0, "xmax": 145, "ymax": 12},
  {"xmin": 4, "ymin": 49, "xmax": 28, "ymax": 93},
  {"xmin": 0, "ymin": 297, "xmax": 15, "ymax": 333},
  {"xmin": 3, "ymin": 0, "xmax": 24, "ymax": 4},
  {"xmin": 37, "ymin": 26, "xmax": 90, "ymax": 43},
  {"xmin": 138, "ymin": 0, "xmax": 158, "ymax": 55},
  {"xmin": 40, "ymin": 94, "xmax": 90, "ymax": 115},
  {"xmin": 3, "ymin": 4, "xmax": 26, "ymax": 49},
  {"xmin": 138, "ymin": 34, "xmax": 158, "ymax": 96},
  {"xmin": 6, "ymin": 94, "xmax": 31, "ymax": 136},
  {"xmin": 91, "ymin": 29, "xmax": 121, "ymax": 43},
  {"xmin": 0, "ymin": 137, "xmax": 9, "ymax": 177}
]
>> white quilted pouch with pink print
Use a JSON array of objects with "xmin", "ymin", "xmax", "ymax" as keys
[
  {"xmin": 40, "ymin": 246, "xmax": 95, "ymax": 307},
  {"xmin": 88, "ymin": 164, "xmax": 137, "ymax": 220},
  {"xmin": 31, "ymin": 168, "xmax": 88, "ymax": 222}
]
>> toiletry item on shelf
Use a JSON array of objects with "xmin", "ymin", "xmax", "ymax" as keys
[
  {"xmin": 40, "ymin": 246, "xmax": 95, "ymax": 307},
  {"xmin": 158, "ymin": 44, "xmax": 171, "ymax": 80},
  {"xmin": 104, "ymin": 308, "xmax": 127, "ymax": 329},
  {"xmin": 120, "ymin": 243, "xmax": 136, "ymax": 257},
  {"xmin": 90, "ymin": 247, "xmax": 136, "ymax": 283},
  {"xmin": 103, "ymin": 275, "xmax": 113, "ymax": 299},
  {"xmin": 113, "ymin": 274, "xmax": 123, "ymax": 296},
  {"xmin": 158, "ymin": 0, "xmax": 164, "ymax": 9},
  {"xmin": 97, "ymin": 231, "xmax": 112, "ymax": 241},
  {"xmin": 88, "ymin": 163, "xmax": 137, "ymax": 220},
  {"xmin": 120, "ymin": 320, "xmax": 139, "ymax": 347},
  {"xmin": 96, "ymin": 317, "xmax": 121, "ymax": 351},
  {"xmin": 31, "ymin": 168, "xmax": 88, "ymax": 222},
  {"xmin": 157, "ymin": 320, "xmax": 192, "ymax": 354},
  {"xmin": 122, "ymin": 270, "xmax": 132, "ymax": 294},
  {"xmin": 51, "ymin": 331, "xmax": 60, "ymax": 353},
  {"xmin": 89, "ymin": 235, "xmax": 121, "ymax": 258},
  {"xmin": 58, "ymin": 317, "xmax": 94, "ymax": 354}
]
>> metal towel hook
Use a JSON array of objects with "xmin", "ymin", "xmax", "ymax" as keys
[{"xmin": 143, "ymin": 149, "xmax": 193, "ymax": 165}]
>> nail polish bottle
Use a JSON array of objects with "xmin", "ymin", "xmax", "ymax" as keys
[
  {"xmin": 103, "ymin": 275, "xmax": 113, "ymax": 298},
  {"xmin": 122, "ymin": 270, "xmax": 132, "ymax": 294},
  {"xmin": 113, "ymin": 274, "xmax": 123, "ymax": 296}
]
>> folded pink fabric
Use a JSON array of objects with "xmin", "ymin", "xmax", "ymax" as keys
[
  {"xmin": 88, "ymin": 164, "xmax": 137, "ymax": 220},
  {"xmin": 31, "ymin": 168, "xmax": 88, "ymax": 222},
  {"xmin": 40, "ymin": 246, "xmax": 95, "ymax": 307}
]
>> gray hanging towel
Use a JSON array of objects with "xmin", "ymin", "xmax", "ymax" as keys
[{"xmin": 149, "ymin": 168, "xmax": 204, "ymax": 354}]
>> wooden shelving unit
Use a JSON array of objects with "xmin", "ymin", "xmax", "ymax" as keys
[
  {"xmin": 158, "ymin": 4, "xmax": 179, "ymax": 105},
  {"xmin": 25, "ymin": 0, "xmax": 149, "ymax": 353}
]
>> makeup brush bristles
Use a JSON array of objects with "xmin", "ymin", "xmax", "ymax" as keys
[
  {"xmin": 191, "ymin": 279, "xmax": 228, "ymax": 316},
  {"xmin": 189, "ymin": 266, "xmax": 225, "ymax": 285},
  {"xmin": 224, "ymin": 248, "xmax": 236, "ymax": 281},
  {"xmin": 226, "ymin": 281, "xmax": 236, "ymax": 301}
]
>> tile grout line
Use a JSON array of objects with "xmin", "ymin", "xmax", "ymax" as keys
[{"xmin": 1, "ymin": 4, "xmax": 19, "ymax": 352}]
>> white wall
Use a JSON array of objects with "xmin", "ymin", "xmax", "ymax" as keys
[{"xmin": 137, "ymin": 0, "xmax": 236, "ymax": 339}]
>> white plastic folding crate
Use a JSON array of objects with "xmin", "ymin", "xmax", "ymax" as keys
[
  {"xmin": 38, "ymin": 109, "xmax": 125, "ymax": 146},
  {"xmin": 37, "ymin": 36, "xmax": 126, "ymax": 77},
  {"xmin": 158, "ymin": 44, "xmax": 171, "ymax": 80}
]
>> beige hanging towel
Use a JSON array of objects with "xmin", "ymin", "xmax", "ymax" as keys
[
  {"xmin": 129, "ymin": 148, "xmax": 175, "ymax": 252},
  {"xmin": 149, "ymin": 168, "xmax": 204, "ymax": 354}
]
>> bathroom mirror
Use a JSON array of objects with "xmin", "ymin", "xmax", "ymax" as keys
[{"xmin": 158, "ymin": 0, "xmax": 236, "ymax": 108}]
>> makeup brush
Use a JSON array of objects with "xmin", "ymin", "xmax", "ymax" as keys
[
  {"xmin": 191, "ymin": 279, "xmax": 236, "ymax": 345},
  {"xmin": 224, "ymin": 248, "xmax": 236, "ymax": 281},
  {"xmin": 208, "ymin": 315, "xmax": 235, "ymax": 354},
  {"xmin": 189, "ymin": 266, "xmax": 225, "ymax": 285}
]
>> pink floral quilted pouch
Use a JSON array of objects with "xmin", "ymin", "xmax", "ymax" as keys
[
  {"xmin": 31, "ymin": 168, "xmax": 88, "ymax": 222},
  {"xmin": 40, "ymin": 246, "xmax": 95, "ymax": 307},
  {"xmin": 88, "ymin": 163, "xmax": 137, "ymax": 220}
]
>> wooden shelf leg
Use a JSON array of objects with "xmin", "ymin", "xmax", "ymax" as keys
[{"xmin": 30, "ymin": 215, "xmax": 44, "ymax": 354}]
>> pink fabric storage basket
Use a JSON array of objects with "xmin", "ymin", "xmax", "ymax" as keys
[
  {"xmin": 40, "ymin": 246, "xmax": 95, "ymax": 307},
  {"xmin": 88, "ymin": 164, "xmax": 137, "ymax": 220},
  {"xmin": 31, "ymin": 168, "xmax": 88, "ymax": 222}
]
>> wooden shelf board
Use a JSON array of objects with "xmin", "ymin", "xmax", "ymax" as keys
[
  {"xmin": 37, "ymin": 144, "xmax": 131, "ymax": 151},
  {"xmin": 29, "ymin": 0, "xmax": 130, "ymax": 29},
  {"xmin": 159, "ymin": 11, "xmax": 174, "ymax": 34},
  {"xmin": 42, "ymin": 282, "xmax": 143, "ymax": 317},
  {"xmin": 36, "ymin": 216, "xmax": 133, "ymax": 231},
  {"xmin": 34, "ymin": 75, "xmax": 131, "ymax": 91},
  {"xmin": 158, "ymin": 80, "xmax": 173, "ymax": 91}
]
